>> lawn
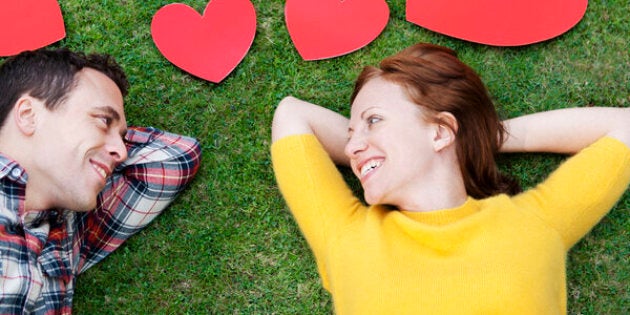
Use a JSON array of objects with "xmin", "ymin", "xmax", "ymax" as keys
[{"xmin": 4, "ymin": 0, "xmax": 628, "ymax": 314}]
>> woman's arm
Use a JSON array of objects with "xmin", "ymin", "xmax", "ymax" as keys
[
  {"xmin": 501, "ymin": 107, "xmax": 630, "ymax": 154},
  {"xmin": 272, "ymin": 96, "xmax": 350, "ymax": 165}
]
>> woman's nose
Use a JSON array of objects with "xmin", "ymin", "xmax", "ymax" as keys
[{"xmin": 344, "ymin": 133, "xmax": 368, "ymax": 159}]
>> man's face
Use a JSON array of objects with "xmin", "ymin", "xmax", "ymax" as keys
[{"xmin": 29, "ymin": 68, "xmax": 128, "ymax": 211}]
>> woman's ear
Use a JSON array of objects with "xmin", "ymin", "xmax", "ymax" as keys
[
  {"xmin": 13, "ymin": 96, "xmax": 39, "ymax": 136},
  {"xmin": 432, "ymin": 111, "xmax": 458, "ymax": 152}
]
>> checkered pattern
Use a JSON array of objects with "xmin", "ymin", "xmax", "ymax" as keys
[{"xmin": 0, "ymin": 127, "xmax": 200, "ymax": 314}]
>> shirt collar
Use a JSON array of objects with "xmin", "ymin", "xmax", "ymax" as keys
[{"xmin": 0, "ymin": 152, "xmax": 28, "ymax": 184}]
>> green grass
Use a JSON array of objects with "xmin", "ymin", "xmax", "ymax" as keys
[{"xmin": 2, "ymin": 0, "xmax": 628, "ymax": 313}]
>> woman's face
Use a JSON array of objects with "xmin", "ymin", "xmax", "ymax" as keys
[{"xmin": 345, "ymin": 77, "xmax": 441, "ymax": 207}]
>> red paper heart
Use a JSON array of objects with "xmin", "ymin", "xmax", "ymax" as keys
[
  {"xmin": 0, "ymin": 0, "xmax": 66, "ymax": 56},
  {"xmin": 285, "ymin": 0, "xmax": 389, "ymax": 60},
  {"xmin": 151, "ymin": 0, "xmax": 256, "ymax": 83},
  {"xmin": 407, "ymin": 0, "xmax": 588, "ymax": 46}
]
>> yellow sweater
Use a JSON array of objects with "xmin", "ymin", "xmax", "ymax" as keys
[{"xmin": 272, "ymin": 134, "xmax": 630, "ymax": 315}]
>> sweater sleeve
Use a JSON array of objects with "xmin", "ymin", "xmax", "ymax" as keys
[
  {"xmin": 513, "ymin": 137, "xmax": 630, "ymax": 249},
  {"xmin": 271, "ymin": 134, "xmax": 364, "ymax": 285}
]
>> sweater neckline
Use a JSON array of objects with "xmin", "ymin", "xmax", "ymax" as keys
[{"xmin": 399, "ymin": 197, "xmax": 480, "ymax": 226}]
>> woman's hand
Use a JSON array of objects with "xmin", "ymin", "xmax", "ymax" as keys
[{"xmin": 272, "ymin": 96, "xmax": 350, "ymax": 165}]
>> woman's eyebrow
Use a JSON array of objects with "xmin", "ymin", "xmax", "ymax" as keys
[{"xmin": 360, "ymin": 106, "xmax": 378, "ymax": 119}]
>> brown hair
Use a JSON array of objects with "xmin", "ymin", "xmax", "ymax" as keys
[
  {"xmin": 351, "ymin": 43, "xmax": 520, "ymax": 198},
  {"xmin": 0, "ymin": 48, "xmax": 129, "ymax": 130}
]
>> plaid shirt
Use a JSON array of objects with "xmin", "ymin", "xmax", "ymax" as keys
[{"xmin": 0, "ymin": 127, "xmax": 201, "ymax": 314}]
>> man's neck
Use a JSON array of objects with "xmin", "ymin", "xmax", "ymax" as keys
[{"xmin": 0, "ymin": 128, "xmax": 29, "ymax": 168}]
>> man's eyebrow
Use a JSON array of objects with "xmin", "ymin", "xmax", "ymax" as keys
[{"xmin": 95, "ymin": 105, "xmax": 121, "ymax": 121}]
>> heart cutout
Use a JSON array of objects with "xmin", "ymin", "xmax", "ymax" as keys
[
  {"xmin": 285, "ymin": 0, "xmax": 389, "ymax": 60},
  {"xmin": 407, "ymin": 0, "xmax": 588, "ymax": 46},
  {"xmin": 0, "ymin": 0, "xmax": 66, "ymax": 56},
  {"xmin": 151, "ymin": 0, "xmax": 257, "ymax": 83}
]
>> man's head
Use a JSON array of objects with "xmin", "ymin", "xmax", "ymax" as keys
[
  {"xmin": 0, "ymin": 49, "xmax": 130, "ymax": 211},
  {"xmin": 0, "ymin": 48, "xmax": 129, "ymax": 129}
]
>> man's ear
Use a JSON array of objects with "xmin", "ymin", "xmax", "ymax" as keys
[
  {"xmin": 432, "ymin": 111, "xmax": 458, "ymax": 152},
  {"xmin": 13, "ymin": 96, "xmax": 39, "ymax": 136}
]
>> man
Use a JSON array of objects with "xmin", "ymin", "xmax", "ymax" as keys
[{"xmin": 0, "ymin": 48, "xmax": 201, "ymax": 313}]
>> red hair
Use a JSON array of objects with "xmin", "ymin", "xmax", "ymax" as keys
[{"xmin": 351, "ymin": 43, "xmax": 520, "ymax": 198}]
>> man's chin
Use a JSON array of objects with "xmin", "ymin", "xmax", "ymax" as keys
[
  {"xmin": 65, "ymin": 197, "xmax": 98, "ymax": 212},
  {"xmin": 71, "ymin": 207, "xmax": 96, "ymax": 212}
]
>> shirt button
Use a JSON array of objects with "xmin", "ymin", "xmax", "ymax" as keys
[{"xmin": 11, "ymin": 168, "xmax": 21, "ymax": 177}]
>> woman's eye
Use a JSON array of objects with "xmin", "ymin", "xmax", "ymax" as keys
[{"xmin": 367, "ymin": 116, "xmax": 381, "ymax": 125}]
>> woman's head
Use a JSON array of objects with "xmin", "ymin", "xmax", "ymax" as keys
[{"xmin": 350, "ymin": 43, "xmax": 520, "ymax": 199}]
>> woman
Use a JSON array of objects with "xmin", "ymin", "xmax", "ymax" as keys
[{"xmin": 270, "ymin": 43, "xmax": 630, "ymax": 314}]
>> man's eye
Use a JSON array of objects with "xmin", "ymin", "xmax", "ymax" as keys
[{"xmin": 98, "ymin": 116, "xmax": 112, "ymax": 126}]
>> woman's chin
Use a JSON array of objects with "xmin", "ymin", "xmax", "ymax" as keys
[{"xmin": 363, "ymin": 192, "xmax": 382, "ymax": 206}]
